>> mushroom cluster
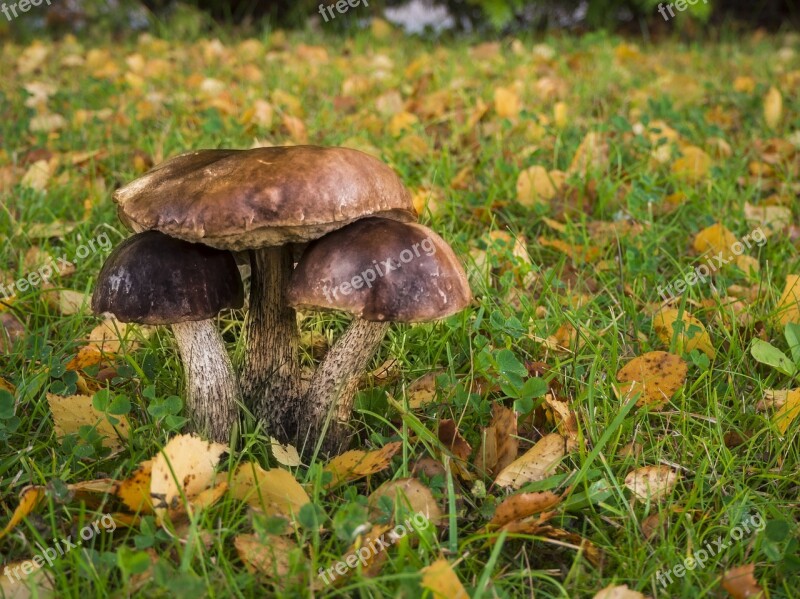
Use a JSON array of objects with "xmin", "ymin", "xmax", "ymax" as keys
[{"xmin": 93, "ymin": 145, "xmax": 471, "ymax": 451}]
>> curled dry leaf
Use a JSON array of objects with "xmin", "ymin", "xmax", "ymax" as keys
[
  {"xmin": 475, "ymin": 404, "xmax": 518, "ymax": 477},
  {"xmin": 369, "ymin": 478, "xmax": 443, "ymax": 526},
  {"xmin": 593, "ymin": 584, "xmax": 645, "ymax": 599},
  {"xmin": 653, "ymin": 308, "xmax": 716, "ymax": 359},
  {"xmin": 489, "ymin": 491, "xmax": 562, "ymax": 528},
  {"xmin": 0, "ymin": 486, "xmax": 46, "ymax": 541},
  {"xmin": 615, "ymin": 351, "xmax": 688, "ymax": 408},
  {"xmin": 624, "ymin": 465, "xmax": 679, "ymax": 502},
  {"xmin": 722, "ymin": 564, "xmax": 763, "ymax": 598},
  {"xmin": 323, "ymin": 442, "xmax": 402, "ymax": 488},
  {"xmin": 420, "ymin": 559, "xmax": 469, "ymax": 599},
  {"xmin": 771, "ymin": 388, "xmax": 800, "ymax": 434},
  {"xmin": 229, "ymin": 462, "xmax": 310, "ymax": 519},
  {"xmin": 495, "ymin": 433, "xmax": 565, "ymax": 489},
  {"xmin": 46, "ymin": 393, "xmax": 130, "ymax": 450},
  {"xmin": 149, "ymin": 433, "xmax": 227, "ymax": 521}
]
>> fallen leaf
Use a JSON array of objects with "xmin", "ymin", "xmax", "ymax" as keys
[
  {"xmin": 693, "ymin": 223, "xmax": 738, "ymax": 262},
  {"xmin": 407, "ymin": 371, "xmax": 439, "ymax": 408},
  {"xmin": 653, "ymin": 308, "xmax": 716, "ymax": 359},
  {"xmin": 115, "ymin": 459, "xmax": 154, "ymax": 514},
  {"xmin": 494, "ymin": 86, "xmax": 521, "ymax": 120},
  {"xmin": 489, "ymin": 491, "xmax": 562, "ymax": 528},
  {"xmin": 773, "ymin": 388, "xmax": 800, "ymax": 434},
  {"xmin": 229, "ymin": 462, "xmax": 310, "ymax": 519},
  {"xmin": 568, "ymin": 132, "xmax": 609, "ymax": 175},
  {"xmin": 593, "ymin": 584, "xmax": 645, "ymax": 599},
  {"xmin": 722, "ymin": 564, "xmax": 763, "ymax": 598},
  {"xmin": 235, "ymin": 534, "xmax": 299, "ymax": 582},
  {"xmin": 0, "ymin": 487, "xmax": 46, "ymax": 541},
  {"xmin": 517, "ymin": 165, "xmax": 560, "ymax": 206},
  {"xmin": 672, "ymin": 146, "xmax": 712, "ymax": 183},
  {"xmin": 323, "ymin": 442, "xmax": 402, "ymax": 488},
  {"xmin": 420, "ymin": 559, "xmax": 468, "ymax": 599},
  {"xmin": 495, "ymin": 433, "xmax": 565, "ymax": 489},
  {"xmin": 776, "ymin": 275, "xmax": 800, "ymax": 325},
  {"xmin": 615, "ymin": 351, "xmax": 688, "ymax": 408},
  {"xmin": 764, "ymin": 87, "xmax": 783, "ymax": 129},
  {"xmin": 269, "ymin": 438, "xmax": 302, "ymax": 467},
  {"xmin": 42, "ymin": 289, "xmax": 90, "ymax": 315},
  {"xmin": 475, "ymin": 404, "xmax": 518, "ymax": 477},
  {"xmin": 46, "ymin": 393, "xmax": 130, "ymax": 450},
  {"xmin": 0, "ymin": 559, "xmax": 54, "ymax": 598},
  {"xmin": 369, "ymin": 478, "xmax": 443, "ymax": 526},
  {"xmin": 149, "ymin": 434, "xmax": 226, "ymax": 521},
  {"xmin": 624, "ymin": 465, "xmax": 679, "ymax": 502},
  {"xmin": 438, "ymin": 420, "xmax": 472, "ymax": 461}
]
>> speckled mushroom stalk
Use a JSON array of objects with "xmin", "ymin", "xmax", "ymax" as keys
[
  {"xmin": 92, "ymin": 231, "xmax": 243, "ymax": 443},
  {"xmin": 288, "ymin": 218, "xmax": 472, "ymax": 456}
]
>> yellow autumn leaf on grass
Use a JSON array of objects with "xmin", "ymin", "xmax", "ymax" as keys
[
  {"xmin": 494, "ymin": 86, "xmax": 521, "ymax": 119},
  {"xmin": 594, "ymin": 585, "xmax": 646, "ymax": 599},
  {"xmin": 693, "ymin": 223, "xmax": 738, "ymax": 260},
  {"xmin": 115, "ymin": 459, "xmax": 154, "ymax": 514},
  {"xmin": 773, "ymin": 389, "xmax": 800, "ymax": 434},
  {"xmin": 568, "ymin": 131, "xmax": 609, "ymax": 174},
  {"xmin": 368, "ymin": 478, "xmax": 443, "ymax": 525},
  {"xmin": 672, "ymin": 146, "xmax": 712, "ymax": 183},
  {"xmin": 0, "ymin": 487, "xmax": 46, "ymax": 541},
  {"xmin": 230, "ymin": 461, "xmax": 310, "ymax": 519},
  {"xmin": 624, "ymin": 465, "xmax": 680, "ymax": 502},
  {"xmin": 149, "ymin": 434, "xmax": 227, "ymax": 522},
  {"xmin": 46, "ymin": 393, "xmax": 130, "ymax": 450},
  {"xmin": 495, "ymin": 433, "xmax": 565, "ymax": 489},
  {"xmin": 420, "ymin": 559, "xmax": 469, "ymax": 599},
  {"xmin": 516, "ymin": 165, "xmax": 562, "ymax": 206},
  {"xmin": 538, "ymin": 237, "xmax": 601, "ymax": 263},
  {"xmin": 764, "ymin": 86, "xmax": 783, "ymax": 128},
  {"xmin": 323, "ymin": 442, "xmax": 402, "ymax": 488},
  {"xmin": 653, "ymin": 307, "xmax": 716, "ymax": 358},
  {"xmin": 776, "ymin": 275, "xmax": 800, "ymax": 325},
  {"xmin": 235, "ymin": 534, "xmax": 300, "ymax": 583},
  {"xmin": 489, "ymin": 491, "xmax": 562, "ymax": 528},
  {"xmin": 615, "ymin": 351, "xmax": 688, "ymax": 408}
]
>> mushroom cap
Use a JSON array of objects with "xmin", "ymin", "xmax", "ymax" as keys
[
  {"xmin": 91, "ymin": 231, "xmax": 244, "ymax": 325},
  {"xmin": 113, "ymin": 146, "xmax": 417, "ymax": 251},
  {"xmin": 287, "ymin": 218, "xmax": 472, "ymax": 322}
]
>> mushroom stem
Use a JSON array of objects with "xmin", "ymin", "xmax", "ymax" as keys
[
  {"xmin": 304, "ymin": 319, "xmax": 390, "ymax": 456},
  {"xmin": 241, "ymin": 246, "xmax": 301, "ymax": 441},
  {"xmin": 171, "ymin": 319, "xmax": 240, "ymax": 443}
]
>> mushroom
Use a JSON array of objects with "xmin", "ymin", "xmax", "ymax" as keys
[
  {"xmin": 287, "ymin": 217, "xmax": 472, "ymax": 455},
  {"xmin": 91, "ymin": 231, "xmax": 243, "ymax": 442},
  {"xmin": 112, "ymin": 146, "xmax": 416, "ymax": 441}
]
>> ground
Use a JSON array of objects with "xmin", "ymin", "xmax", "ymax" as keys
[{"xmin": 0, "ymin": 19, "xmax": 799, "ymax": 599}]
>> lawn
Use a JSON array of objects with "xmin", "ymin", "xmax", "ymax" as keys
[{"xmin": 0, "ymin": 16, "xmax": 799, "ymax": 599}]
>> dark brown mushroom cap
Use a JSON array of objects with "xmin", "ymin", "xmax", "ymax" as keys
[
  {"xmin": 287, "ymin": 218, "xmax": 472, "ymax": 322},
  {"xmin": 113, "ymin": 146, "xmax": 417, "ymax": 251},
  {"xmin": 91, "ymin": 231, "xmax": 244, "ymax": 325}
]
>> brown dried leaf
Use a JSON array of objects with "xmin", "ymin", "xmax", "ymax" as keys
[{"xmin": 615, "ymin": 351, "xmax": 688, "ymax": 408}]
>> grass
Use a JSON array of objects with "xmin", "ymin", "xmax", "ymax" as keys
[{"xmin": 1, "ymin": 14, "xmax": 799, "ymax": 599}]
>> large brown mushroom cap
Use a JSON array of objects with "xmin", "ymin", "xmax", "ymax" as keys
[
  {"xmin": 114, "ymin": 146, "xmax": 417, "ymax": 250},
  {"xmin": 287, "ymin": 218, "xmax": 472, "ymax": 322},
  {"xmin": 92, "ymin": 231, "xmax": 244, "ymax": 325}
]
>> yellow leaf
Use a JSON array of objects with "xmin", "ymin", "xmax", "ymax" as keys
[
  {"xmin": 388, "ymin": 111, "xmax": 418, "ymax": 137},
  {"xmin": 29, "ymin": 113, "xmax": 67, "ymax": 133},
  {"xmin": 0, "ymin": 487, "xmax": 46, "ymax": 541},
  {"xmin": 323, "ymin": 442, "xmax": 402, "ymax": 488},
  {"xmin": 764, "ymin": 86, "xmax": 783, "ymax": 129},
  {"xmin": 46, "ymin": 393, "xmax": 130, "ymax": 450},
  {"xmin": 229, "ymin": 462, "xmax": 310, "ymax": 518},
  {"xmin": 516, "ymin": 165, "xmax": 560, "ymax": 205},
  {"xmin": 406, "ymin": 371, "xmax": 439, "ymax": 409},
  {"xmin": 743, "ymin": 203, "xmax": 790, "ymax": 237},
  {"xmin": 149, "ymin": 434, "xmax": 226, "ymax": 522},
  {"xmin": 42, "ymin": 289, "xmax": 90, "ymax": 315},
  {"xmin": 672, "ymin": 146, "xmax": 712, "ymax": 183},
  {"xmin": 115, "ymin": 459, "xmax": 154, "ymax": 514},
  {"xmin": 553, "ymin": 101, "xmax": 568, "ymax": 128},
  {"xmin": 0, "ymin": 376, "xmax": 14, "ymax": 394},
  {"xmin": 494, "ymin": 86, "xmax": 521, "ymax": 120},
  {"xmin": 568, "ymin": 132, "xmax": 608, "ymax": 175},
  {"xmin": 773, "ymin": 389, "xmax": 800, "ymax": 434},
  {"xmin": 594, "ymin": 584, "xmax": 646, "ymax": 599},
  {"xmin": 269, "ymin": 438, "xmax": 302, "ymax": 467},
  {"xmin": 20, "ymin": 160, "xmax": 55, "ymax": 191},
  {"xmin": 538, "ymin": 237, "xmax": 601, "ymax": 263},
  {"xmin": 615, "ymin": 351, "xmax": 688, "ymax": 408},
  {"xmin": 1, "ymin": 558, "xmax": 54, "ymax": 597},
  {"xmin": 368, "ymin": 478, "xmax": 443, "ymax": 526},
  {"xmin": 733, "ymin": 76, "xmax": 756, "ymax": 93},
  {"xmin": 495, "ymin": 433, "xmax": 565, "ymax": 489},
  {"xmin": 489, "ymin": 491, "xmax": 562, "ymax": 528},
  {"xmin": 235, "ymin": 534, "xmax": 299, "ymax": 582},
  {"xmin": 722, "ymin": 564, "xmax": 763, "ymax": 599},
  {"xmin": 420, "ymin": 559, "xmax": 469, "ymax": 599},
  {"xmin": 776, "ymin": 275, "xmax": 800, "ymax": 325},
  {"xmin": 693, "ymin": 222, "xmax": 738, "ymax": 262},
  {"xmin": 624, "ymin": 465, "xmax": 679, "ymax": 502},
  {"xmin": 653, "ymin": 307, "xmax": 716, "ymax": 358}
]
